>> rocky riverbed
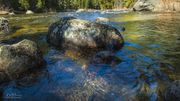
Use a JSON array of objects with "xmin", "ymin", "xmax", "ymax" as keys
[{"xmin": 0, "ymin": 11, "xmax": 180, "ymax": 101}]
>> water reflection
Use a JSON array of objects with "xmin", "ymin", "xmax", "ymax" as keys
[
  {"xmin": 112, "ymin": 13, "xmax": 180, "ymax": 80},
  {"xmin": 0, "ymin": 12, "xmax": 180, "ymax": 101}
]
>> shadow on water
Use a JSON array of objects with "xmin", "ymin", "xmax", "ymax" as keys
[{"xmin": 0, "ymin": 12, "xmax": 180, "ymax": 101}]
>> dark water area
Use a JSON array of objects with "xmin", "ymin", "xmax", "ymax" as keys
[{"xmin": 0, "ymin": 11, "xmax": 180, "ymax": 101}]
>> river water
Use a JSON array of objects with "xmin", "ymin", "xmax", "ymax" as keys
[{"xmin": 0, "ymin": 11, "xmax": 180, "ymax": 101}]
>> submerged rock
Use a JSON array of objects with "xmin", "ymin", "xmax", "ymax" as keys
[
  {"xmin": 0, "ymin": 39, "xmax": 44, "ymax": 81},
  {"xmin": 0, "ymin": 17, "xmax": 9, "ymax": 34},
  {"xmin": 91, "ymin": 51, "xmax": 121, "ymax": 65},
  {"xmin": 47, "ymin": 17, "xmax": 124, "ymax": 51},
  {"xmin": 164, "ymin": 80, "xmax": 180, "ymax": 101}
]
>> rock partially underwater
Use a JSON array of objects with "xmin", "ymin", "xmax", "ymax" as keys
[
  {"xmin": 47, "ymin": 17, "xmax": 124, "ymax": 51},
  {"xmin": 0, "ymin": 39, "xmax": 45, "ymax": 82}
]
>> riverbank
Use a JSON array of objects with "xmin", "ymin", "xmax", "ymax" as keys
[
  {"xmin": 0, "ymin": 11, "xmax": 9, "ymax": 15},
  {"xmin": 0, "ymin": 9, "xmax": 131, "ymax": 15}
]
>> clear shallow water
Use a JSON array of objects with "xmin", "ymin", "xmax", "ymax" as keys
[{"xmin": 0, "ymin": 11, "xmax": 180, "ymax": 101}]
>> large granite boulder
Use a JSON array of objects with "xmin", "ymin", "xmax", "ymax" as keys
[
  {"xmin": 47, "ymin": 17, "xmax": 124, "ymax": 51},
  {"xmin": 133, "ymin": 0, "xmax": 180, "ymax": 12},
  {"xmin": 0, "ymin": 39, "xmax": 44, "ymax": 82}
]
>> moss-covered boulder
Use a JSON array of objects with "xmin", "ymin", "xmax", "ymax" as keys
[
  {"xmin": 0, "ymin": 39, "xmax": 44, "ymax": 82},
  {"xmin": 47, "ymin": 17, "xmax": 124, "ymax": 51}
]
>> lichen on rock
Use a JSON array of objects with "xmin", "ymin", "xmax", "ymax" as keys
[{"xmin": 0, "ymin": 39, "xmax": 45, "ymax": 82}]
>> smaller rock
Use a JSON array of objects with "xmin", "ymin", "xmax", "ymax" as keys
[
  {"xmin": 0, "ymin": 17, "xmax": 9, "ymax": 33},
  {"xmin": 164, "ymin": 80, "xmax": 180, "ymax": 101},
  {"xmin": 133, "ymin": 0, "xmax": 155, "ymax": 11},
  {"xmin": 96, "ymin": 17, "xmax": 110, "ymax": 23},
  {"xmin": 91, "ymin": 51, "xmax": 121, "ymax": 65},
  {"xmin": 0, "ymin": 39, "xmax": 45, "ymax": 80},
  {"xmin": 76, "ymin": 9, "xmax": 86, "ymax": 13},
  {"xmin": 8, "ymin": 12, "xmax": 15, "ymax": 15},
  {"xmin": 26, "ymin": 10, "xmax": 34, "ymax": 14}
]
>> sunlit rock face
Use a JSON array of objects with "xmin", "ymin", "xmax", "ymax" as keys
[
  {"xmin": 0, "ymin": 39, "xmax": 44, "ymax": 82},
  {"xmin": 47, "ymin": 17, "xmax": 124, "ymax": 51},
  {"xmin": 26, "ymin": 10, "xmax": 34, "ymax": 15},
  {"xmin": 133, "ymin": 0, "xmax": 180, "ymax": 12}
]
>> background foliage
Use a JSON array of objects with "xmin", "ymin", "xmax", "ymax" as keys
[{"xmin": 0, "ymin": 0, "xmax": 136, "ymax": 12}]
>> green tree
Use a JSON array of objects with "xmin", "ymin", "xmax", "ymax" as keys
[
  {"xmin": 19, "ymin": 0, "xmax": 29, "ymax": 10},
  {"xmin": 36, "ymin": 0, "xmax": 45, "ymax": 9},
  {"xmin": 0, "ymin": 0, "xmax": 137, "ymax": 12},
  {"xmin": 99, "ymin": 0, "xmax": 114, "ymax": 9},
  {"xmin": 122, "ymin": 0, "xmax": 136, "ymax": 8}
]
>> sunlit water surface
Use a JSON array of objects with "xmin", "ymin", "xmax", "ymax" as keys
[{"xmin": 0, "ymin": 11, "xmax": 180, "ymax": 101}]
